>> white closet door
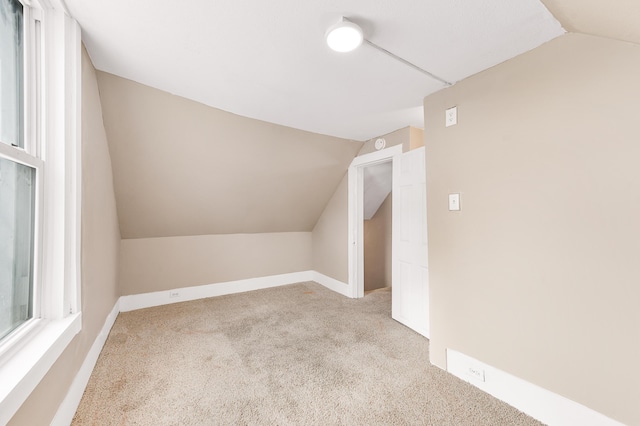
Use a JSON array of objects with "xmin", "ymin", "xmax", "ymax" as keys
[{"xmin": 392, "ymin": 147, "xmax": 429, "ymax": 338}]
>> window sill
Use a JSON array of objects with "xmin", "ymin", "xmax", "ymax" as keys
[{"xmin": 0, "ymin": 312, "xmax": 82, "ymax": 425}]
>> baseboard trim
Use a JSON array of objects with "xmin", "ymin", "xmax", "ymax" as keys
[
  {"xmin": 446, "ymin": 349, "xmax": 624, "ymax": 426},
  {"xmin": 312, "ymin": 271, "xmax": 351, "ymax": 297},
  {"xmin": 53, "ymin": 271, "xmax": 351, "ymax": 424},
  {"xmin": 119, "ymin": 271, "xmax": 315, "ymax": 312},
  {"xmin": 51, "ymin": 301, "xmax": 120, "ymax": 426}
]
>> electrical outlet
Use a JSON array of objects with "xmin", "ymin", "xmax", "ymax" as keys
[
  {"xmin": 169, "ymin": 291, "xmax": 180, "ymax": 299},
  {"xmin": 445, "ymin": 106, "xmax": 457, "ymax": 127},
  {"xmin": 467, "ymin": 366, "xmax": 486, "ymax": 382}
]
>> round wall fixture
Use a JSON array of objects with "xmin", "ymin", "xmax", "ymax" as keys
[{"xmin": 375, "ymin": 138, "xmax": 386, "ymax": 150}]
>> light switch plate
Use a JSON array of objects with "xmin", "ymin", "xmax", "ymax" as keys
[
  {"xmin": 449, "ymin": 193, "xmax": 460, "ymax": 211},
  {"xmin": 446, "ymin": 106, "xmax": 457, "ymax": 127}
]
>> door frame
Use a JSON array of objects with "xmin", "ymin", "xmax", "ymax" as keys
[{"xmin": 347, "ymin": 145, "xmax": 402, "ymax": 299}]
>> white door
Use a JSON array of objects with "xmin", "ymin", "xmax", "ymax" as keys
[{"xmin": 392, "ymin": 147, "xmax": 429, "ymax": 338}]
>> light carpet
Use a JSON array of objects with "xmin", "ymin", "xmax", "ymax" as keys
[{"xmin": 72, "ymin": 282, "xmax": 543, "ymax": 425}]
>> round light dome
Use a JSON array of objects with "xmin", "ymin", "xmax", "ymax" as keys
[{"xmin": 326, "ymin": 19, "xmax": 363, "ymax": 53}]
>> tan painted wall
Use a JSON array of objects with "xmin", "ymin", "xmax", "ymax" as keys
[
  {"xmin": 409, "ymin": 127, "xmax": 424, "ymax": 150},
  {"xmin": 96, "ymin": 72, "xmax": 362, "ymax": 239},
  {"xmin": 315, "ymin": 126, "xmax": 419, "ymax": 286},
  {"xmin": 358, "ymin": 125, "xmax": 423, "ymax": 155},
  {"xmin": 312, "ymin": 174, "xmax": 349, "ymax": 284},
  {"xmin": 541, "ymin": 0, "xmax": 640, "ymax": 45},
  {"xmin": 358, "ymin": 126, "xmax": 411, "ymax": 156},
  {"xmin": 120, "ymin": 232, "xmax": 311, "ymax": 295},
  {"xmin": 364, "ymin": 193, "xmax": 392, "ymax": 291},
  {"xmin": 424, "ymin": 33, "xmax": 640, "ymax": 425},
  {"xmin": 9, "ymin": 47, "xmax": 121, "ymax": 425}
]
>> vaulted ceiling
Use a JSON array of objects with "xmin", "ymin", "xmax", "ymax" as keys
[
  {"xmin": 66, "ymin": 0, "xmax": 564, "ymax": 141},
  {"xmin": 72, "ymin": 1, "xmax": 640, "ymax": 239},
  {"xmin": 96, "ymin": 72, "xmax": 362, "ymax": 239}
]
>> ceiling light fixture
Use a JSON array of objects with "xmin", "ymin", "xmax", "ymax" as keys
[
  {"xmin": 326, "ymin": 16, "xmax": 452, "ymax": 86},
  {"xmin": 325, "ymin": 17, "xmax": 363, "ymax": 53}
]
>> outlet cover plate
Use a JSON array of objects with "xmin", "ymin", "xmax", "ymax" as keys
[
  {"xmin": 446, "ymin": 106, "xmax": 457, "ymax": 127},
  {"xmin": 467, "ymin": 366, "xmax": 486, "ymax": 382},
  {"xmin": 449, "ymin": 193, "xmax": 460, "ymax": 211}
]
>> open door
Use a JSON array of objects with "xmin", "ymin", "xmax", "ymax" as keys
[
  {"xmin": 348, "ymin": 145, "xmax": 402, "ymax": 299},
  {"xmin": 392, "ymin": 147, "xmax": 429, "ymax": 338}
]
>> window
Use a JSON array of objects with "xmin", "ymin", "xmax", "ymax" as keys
[
  {"xmin": 0, "ymin": 0, "xmax": 23, "ymax": 148},
  {"xmin": 0, "ymin": 159, "xmax": 36, "ymax": 340},
  {"xmin": 0, "ymin": 0, "xmax": 36, "ymax": 342},
  {"xmin": 0, "ymin": 0, "xmax": 82, "ymax": 422}
]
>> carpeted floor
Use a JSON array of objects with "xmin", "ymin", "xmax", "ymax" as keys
[{"xmin": 72, "ymin": 282, "xmax": 543, "ymax": 425}]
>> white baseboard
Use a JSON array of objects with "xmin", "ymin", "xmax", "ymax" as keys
[
  {"xmin": 51, "ymin": 301, "xmax": 120, "ymax": 426},
  {"xmin": 53, "ymin": 270, "xmax": 351, "ymax": 424},
  {"xmin": 119, "ymin": 271, "xmax": 315, "ymax": 312},
  {"xmin": 312, "ymin": 271, "xmax": 351, "ymax": 297},
  {"xmin": 446, "ymin": 349, "xmax": 624, "ymax": 426}
]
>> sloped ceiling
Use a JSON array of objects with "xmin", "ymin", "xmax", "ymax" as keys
[
  {"xmin": 541, "ymin": 0, "xmax": 640, "ymax": 45},
  {"xmin": 74, "ymin": 1, "xmax": 640, "ymax": 240},
  {"xmin": 363, "ymin": 162, "xmax": 392, "ymax": 220},
  {"xmin": 96, "ymin": 73, "xmax": 362, "ymax": 239},
  {"xmin": 66, "ymin": 0, "xmax": 564, "ymax": 141}
]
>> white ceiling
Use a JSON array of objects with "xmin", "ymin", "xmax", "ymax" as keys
[{"xmin": 65, "ymin": 0, "xmax": 564, "ymax": 141}]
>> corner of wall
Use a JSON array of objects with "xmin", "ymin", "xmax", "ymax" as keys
[{"xmin": 311, "ymin": 173, "xmax": 349, "ymax": 284}]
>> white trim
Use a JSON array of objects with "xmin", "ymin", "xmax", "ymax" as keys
[
  {"xmin": 65, "ymin": 14, "xmax": 82, "ymax": 315},
  {"xmin": 348, "ymin": 145, "xmax": 402, "ymax": 299},
  {"xmin": 39, "ymin": 7, "xmax": 81, "ymax": 319},
  {"xmin": 446, "ymin": 349, "xmax": 625, "ymax": 426},
  {"xmin": 312, "ymin": 271, "xmax": 351, "ymax": 297},
  {"xmin": 117, "ymin": 271, "xmax": 353, "ymax": 313},
  {"xmin": 0, "ymin": 5, "xmax": 83, "ymax": 424},
  {"xmin": 45, "ymin": 0, "xmax": 71, "ymax": 16},
  {"xmin": 119, "ymin": 271, "xmax": 315, "ymax": 312},
  {"xmin": 0, "ymin": 142, "xmax": 44, "ymax": 169},
  {"xmin": 350, "ymin": 145, "xmax": 403, "ymax": 167},
  {"xmin": 44, "ymin": 271, "xmax": 353, "ymax": 423},
  {"xmin": 50, "ymin": 272, "xmax": 349, "ymax": 423},
  {"xmin": 0, "ymin": 313, "xmax": 81, "ymax": 426},
  {"xmin": 51, "ymin": 301, "xmax": 119, "ymax": 426}
]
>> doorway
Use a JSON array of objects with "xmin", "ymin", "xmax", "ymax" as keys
[
  {"xmin": 348, "ymin": 145, "xmax": 429, "ymax": 338},
  {"xmin": 348, "ymin": 145, "xmax": 401, "ymax": 299},
  {"xmin": 362, "ymin": 161, "xmax": 392, "ymax": 294}
]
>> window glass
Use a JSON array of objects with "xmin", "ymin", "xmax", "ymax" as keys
[
  {"xmin": 0, "ymin": 157, "xmax": 35, "ymax": 340},
  {"xmin": 0, "ymin": 0, "xmax": 24, "ymax": 148}
]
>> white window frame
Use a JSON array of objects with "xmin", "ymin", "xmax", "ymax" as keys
[{"xmin": 0, "ymin": 0, "xmax": 82, "ymax": 423}]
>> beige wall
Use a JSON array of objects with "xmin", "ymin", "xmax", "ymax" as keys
[
  {"xmin": 315, "ymin": 126, "xmax": 422, "ymax": 286},
  {"xmin": 409, "ymin": 127, "xmax": 424, "ymax": 150},
  {"xmin": 358, "ymin": 126, "xmax": 410, "ymax": 156},
  {"xmin": 424, "ymin": 33, "xmax": 640, "ymax": 425},
  {"xmin": 312, "ymin": 174, "xmax": 349, "ymax": 283},
  {"xmin": 9, "ymin": 47, "xmax": 121, "ymax": 425},
  {"xmin": 120, "ymin": 232, "xmax": 311, "ymax": 295},
  {"xmin": 358, "ymin": 125, "xmax": 423, "ymax": 155},
  {"xmin": 97, "ymin": 72, "xmax": 362, "ymax": 239},
  {"xmin": 364, "ymin": 194, "xmax": 392, "ymax": 291},
  {"xmin": 541, "ymin": 0, "xmax": 640, "ymax": 45}
]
